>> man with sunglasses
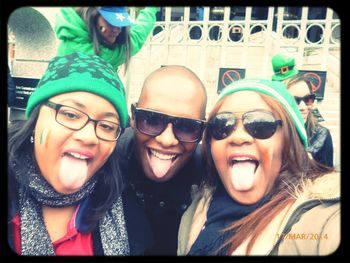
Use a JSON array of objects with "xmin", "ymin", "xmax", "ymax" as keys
[{"xmin": 116, "ymin": 65, "xmax": 207, "ymax": 255}]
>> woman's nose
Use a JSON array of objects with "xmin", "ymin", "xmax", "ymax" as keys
[
  {"xmin": 111, "ymin": 26, "xmax": 121, "ymax": 33},
  {"xmin": 298, "ymin": 100, "xmax": 308, "ymax": 109},
  {"xmin": 226, "ymin": 121, "xmax": 254, "ymax": 145},
  {"xmin": 73, "ymin": 121, "xmax": 99, "ymax": 145}
]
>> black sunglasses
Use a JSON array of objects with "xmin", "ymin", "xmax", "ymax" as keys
[
  {"xmin": 208, "ymin": 110, "xmax": 282, "ymax": 140},
  {"xmin": 294, "ymin": 94, "xmax": 316, "ymax": 106},
  {"xmin": 131, "ymin": 104, "xmax": 206, "ymax": 143}
]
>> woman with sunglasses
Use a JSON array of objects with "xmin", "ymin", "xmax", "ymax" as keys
[
  {"xmin": 55, "ymin": 6, "xmax": 157, "ymax": 74},
  {"xmin": 7, "ymin": 52, "xmax": 136, "ymax": 255},
  {"xmin": 286, "ymin": 74, "xmax": 334, "ymax": 167},
  {"xmin": 178, "ymin": 79, "xmax": 339, "ymax": 255}
]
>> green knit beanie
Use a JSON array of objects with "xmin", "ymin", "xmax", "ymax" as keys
[
  {"xmin": 25, "ymin": 52, "xmax": 128, "ymax": 128},
  {"xmin": 217, "ymin": 79, "xmax": 308, "ymax": 148}
]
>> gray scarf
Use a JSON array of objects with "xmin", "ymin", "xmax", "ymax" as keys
[{"xmin": 12, "ymin": 156, "xmax": 129, "ymax": 255}]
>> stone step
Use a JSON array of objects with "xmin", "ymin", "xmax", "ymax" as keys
[
  {"xmin": 325, "ymin": 125, "xmax": 340, "ymax": 133},
  {"xmin": 319, "ymin": 98, "xmax": 340, "ymax": 104},
  {"xmin": 320, "ymin": 97, "xmax": 341, "ymax": 103},
  {"xmin": 322, "ymin": 109, "xmax": 340, "ymax": 116},
  {"xmin": 321, "ymin": 121, "xmax": 341, "ymax": 129},
  {"xmin": 318, "ymin": 108, "xmax": 341, "ymax": 115},
  {"xmin": 318, "ymin": 99, "xmax": 341, "ymax": 107},
  {"xmin": 322, "ymin": 91, "xmax": 341, "ymax": 98},
  {"xmin": 321, "ymin": 115, "xmax": 340, "ymax": 122}
]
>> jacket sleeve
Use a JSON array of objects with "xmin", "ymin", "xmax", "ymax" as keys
[
  {"xmin": 55, "ymin": 7, "xmax": 96, "ymax": 57},
  {"xmin": 321, "ymin": 131, "xmax": 334, "ymax": 167},
  {"xmin": 276, "ymin": 202, "xmax": 340, "ymax": 255},
  {"xmin": 129, "ymin": 7, "xmax": 157, "ymax": 56}
]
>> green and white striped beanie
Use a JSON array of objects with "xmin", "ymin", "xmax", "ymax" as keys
[{"xmin": 217, "ymin": 78, "xmax": 308, "ymax": 148}]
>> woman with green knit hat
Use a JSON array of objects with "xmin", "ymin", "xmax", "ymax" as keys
[
  {"xmin": 55, "ymin": 6, "xmax": 157, "ymax": 74},
  {"xmin": 8, "ymin": 52, "xmax": 138, "ymax": 255},
  {"xmin": 178, "ymin": 79, "xmax": 339, "ymax": 255}
]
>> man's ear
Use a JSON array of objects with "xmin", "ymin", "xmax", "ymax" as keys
[
  {"xmin": 130, "ymin": 117, "xmax": 135, "ymax": 129},
  {"xmin": 130, "ymin": 104, "xmax": 136, "ymax": 129}
]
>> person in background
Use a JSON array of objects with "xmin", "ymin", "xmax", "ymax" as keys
[
  {"xmin": 54, "ymin": 6, "xmax": 157, "ymax": 74},
  {"xmin": 117, "ymin": 65, "xmax": 207, "ymax": 255},
  {"xmin": 178, "ymin": 79, "xmax": 339, "ymax": 255},
  {"xmin": 8, "ymin": 52, "xmax": 131, "ymax": 255},
  {"xmin": 286, "ymin": 74, "xmax": 334, "ymax": 167},
  {"xmin": 271, "ymin": 52, "xmax": 325, "ymax": 122}
]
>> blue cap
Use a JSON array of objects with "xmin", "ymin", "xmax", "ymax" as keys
[{"xmin": 98, "ymin": 7, "xmax": 134, "ymax": 27}]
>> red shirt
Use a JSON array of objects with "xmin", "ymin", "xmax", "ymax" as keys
[{"xmin": 12, "ymin": 206, "xmax": 94, "ymax": 255}]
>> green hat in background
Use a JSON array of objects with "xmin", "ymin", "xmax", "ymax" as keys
[
  {"xmin": 271, "ymin": 53, "xmax": 299, "ymax": 81},
  {"xmin": 25, "ymin": 52, "xmax": 129, "ymax": 128},
  {"xmin": 217, "ymin": 78, "xmax": 308, "ymax": 148}
]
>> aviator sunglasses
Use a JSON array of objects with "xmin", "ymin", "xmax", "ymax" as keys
[
  {"xmin": 131, "ymin": 103, "xmax": 206, "ymax": 143},
  {"xmin": 294, "ymin": 94, "xmax": 316, "ymax": 106},
  {"xmin": 208, "ymin": 110, "xmax": 282, "ymax": 140}
]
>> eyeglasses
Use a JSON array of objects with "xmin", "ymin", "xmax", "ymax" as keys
[
  {"xmin": 44, "ymin": 101, "xmax": 123, "ymax": 142},
  {"xmin": 208, "ymin": 110, "xmax": 282, "ymax": 140},
  {"xmin": 131, "ymin": 103, "xmax": 206, "ymax": 143},
  {"xmin": 294, "ymin": 94, "xmax": 315, "ymax": 106}
]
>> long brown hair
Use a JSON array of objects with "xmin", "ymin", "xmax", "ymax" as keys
[
  {"xmin": 75, "ymin": 7, "xmax": 132, "ymax": 75},
  {"xmin": 286, "ymin": 74, "xmax": 318, "ymax": 139},
  {"xmin": 201, "ymin": 93, "xmax": 333, "ymax": 255}
]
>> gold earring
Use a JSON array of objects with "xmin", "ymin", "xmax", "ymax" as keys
[{"xmin": 30, "ymin": 131, "xmax": 34, "ymax": 143}]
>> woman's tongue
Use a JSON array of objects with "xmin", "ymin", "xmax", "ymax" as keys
[
  {"xmin": 59, "ymin": 155, "xmax": 88, "ymax": 191},
  {"xmin": 229, "ymin": 161, "xmax": 257, "ymax": 191}
]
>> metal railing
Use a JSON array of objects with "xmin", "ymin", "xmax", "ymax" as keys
[{"xmin": 147, "ymin": 7, "xmax": 340, "ymax": 70}]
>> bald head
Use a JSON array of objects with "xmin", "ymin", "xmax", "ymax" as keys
[{"xmin": 138, "ymin": 65, "xmax": 207, "ymax": 118}]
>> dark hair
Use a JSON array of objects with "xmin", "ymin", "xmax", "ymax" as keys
[
  {"xmin": 8, "ymin": 104, "xmax": 124, "ymax": 232},
  {"xmin": 201, "ymin": 93, "xmax": 334, "ymax": 255},
  {"xmin": 285, "ymin": 74, "xmax": 318, "ymax": 139},
  {"xmin": 75, "ymin": 7, "xmax": 132, "ymax": 75}
]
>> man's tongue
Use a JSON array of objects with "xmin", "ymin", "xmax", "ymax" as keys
[
  {"xmin": 230, "ymin": 161, "xmax": 257, "ymax": 191},
  {"xmin": 149, "ymin": 152, "xmax": 173, "ymax": 178},
  {"xmin": 58, "ymin": 155, "xmax": 88, "ymax": 191}
]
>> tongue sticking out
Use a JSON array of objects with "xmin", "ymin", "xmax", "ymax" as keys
[
  {"xmin": 230, "ymin": 161, "xmax": 257, "ymax": 191},
  {"xmin": 149, "ymin": 154, "xmax": 173, "ymax": 179},
  {"xmin": 59, "ymin": 155, "xmax": 88, "ymax": 191}
]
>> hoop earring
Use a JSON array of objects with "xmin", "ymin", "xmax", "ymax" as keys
[{"xmin": 30, "ymin": 131, "xmax": 34, "ymax": 144}]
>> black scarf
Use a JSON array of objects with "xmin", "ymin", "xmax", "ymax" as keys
[
  {"xmin": 11, "ymin": 154, "xmax": 129, "ymax": 255},
  {"xmin": 188, "ymin": 181, "xmax": 271, "ymax": 255}
]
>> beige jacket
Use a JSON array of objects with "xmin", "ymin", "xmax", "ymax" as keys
[{"xmin": 177, "ymin": 172, "xmax": 340, "ymax": 256}]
